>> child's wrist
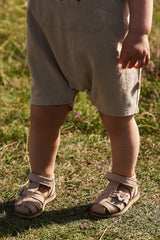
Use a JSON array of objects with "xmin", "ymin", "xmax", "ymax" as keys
[
  {"xmin": 127, "ymin": 31, "xmax": 149, "ymax": 39},
  {"xmin": 128, "ymin": 26, "xmax": 151, "ymax": 37}
]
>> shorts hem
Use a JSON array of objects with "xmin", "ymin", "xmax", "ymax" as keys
[
  {"xmin": 30, "ymin": 98, "xmax": 74, "ymax": 110},
  {"xmin": 92, "ymin": 102, "xmax": 139, "ymax": 117}
]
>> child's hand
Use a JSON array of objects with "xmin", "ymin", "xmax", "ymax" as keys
[{"xmin": 119, "ymin": 32, "xmax": 150, "ymax": 69}]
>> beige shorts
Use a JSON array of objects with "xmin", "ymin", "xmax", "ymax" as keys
[{"xmin": 27, "ymin": 0, "xmax": 141, "ymax": 116}]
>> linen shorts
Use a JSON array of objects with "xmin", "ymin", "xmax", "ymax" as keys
[{"xmin": 27, "ymin": 0, "xmax": 141, "ymax": 116}]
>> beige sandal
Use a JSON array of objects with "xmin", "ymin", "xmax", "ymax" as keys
[
  {"xmin": 91, "ymin": 172, "xmax": 140, "ymax": 217},
  {"xmin": 14, "ymin": 172, "xmax": 56, "ymax": 219}
]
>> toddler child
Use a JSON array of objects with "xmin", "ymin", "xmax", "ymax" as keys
[{"xmin": 14, "ymin": 0, "xmax": 153, "ymax": 218}]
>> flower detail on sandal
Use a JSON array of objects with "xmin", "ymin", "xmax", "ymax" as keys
[
  {"xmin": 110, "ymin": 191, "xmax": 130, "ymax": 204},
  {"xmin": 91, "ymin": 172, "xmax": 140, "ymax": 218}
]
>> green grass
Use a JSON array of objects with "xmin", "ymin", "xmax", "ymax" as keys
[{"xmin": 0, "ymin": 1, "xmax": 160, "ymax": 239}]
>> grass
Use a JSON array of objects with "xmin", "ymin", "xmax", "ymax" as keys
[{"xmin": 0, "ymin": 0, "xmax": 160, "ymax": 239}]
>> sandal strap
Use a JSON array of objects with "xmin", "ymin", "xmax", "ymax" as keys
[
  {"xmin": 27, "ymin": 172, "xmax": 54, "ymax": 188},
  {"xmin": 105, "ymin": 172, "xmax": 138, "ymax": 188},
  {"xmin": 99, "ymin": 191, "xmax": 130, "ymax": 212},
  {"xmin": 22, "ymin": 189, "xmax": 45, "ymax": 204}
]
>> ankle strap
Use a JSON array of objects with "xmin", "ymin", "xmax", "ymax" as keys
[
  {"xmin": 27, "ymin": 172, "xmax": 54, "ymax": 188},
  {"xmin": 105, "ymin": 172, "xmax": 138, "ymax": 188}
]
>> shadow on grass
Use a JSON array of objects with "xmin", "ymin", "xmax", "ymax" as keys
[{"xmin": 0, "ymin": 200, "xmax": 99, "ymax": 237}]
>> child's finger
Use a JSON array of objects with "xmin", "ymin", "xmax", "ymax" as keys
[
  {"xmin": 143, "ymin": 54, "xmax": 150, "ymax": 67},
  {"xmin": 121, "ymin": 58, "xmax": 130, "ymax": 68},
  {"xmin": 128, "ymin": 58, "xmax": 137, "ymax": 68},
  {"xmin": 135, "ymin": 54, "xmax": 149, "ymax": 68},
  {"xmin": 136, "ymin": 57, "xmax": 146, "ymax": 68},
  {"xmin": 119, "ymin": 52, "xmax": 131, "ymax": 69}
]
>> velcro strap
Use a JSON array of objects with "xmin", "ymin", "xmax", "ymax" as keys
[
  {"xmin": 27, "ymin": 172, "xmax": 54, "ymax": 188},
  {"xmin": 105, "ymin": 172, "xmax": 138, "ymax": 188}
]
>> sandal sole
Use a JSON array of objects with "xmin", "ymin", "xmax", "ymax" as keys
[
  {"xmin": 14, "ymin": 193, "xmax": 56, "ymax": 219},
  {"xmin": 90, "ymin": 192, "xmax": 140, "ymax": 218}
]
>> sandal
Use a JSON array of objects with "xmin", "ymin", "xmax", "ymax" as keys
[
  {"xmin": 91, "ymin": 172, "xmax": 140, "ymax": 217},
  {"xmin": 14, "ymin": 172, "xmax": 56, "ymax": 219}
]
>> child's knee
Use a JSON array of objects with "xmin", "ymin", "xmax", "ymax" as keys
[
  {"xmin": 99, "ymin": 112, "xmax": 135, "ymax": 135},
  {"xmin": 30, "ymin": 104, "xmax": 70, "ymax": 127}
]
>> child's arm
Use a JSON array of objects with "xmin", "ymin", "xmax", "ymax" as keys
[{"xmin": 119, "ymin": 0, "xmax": 153, "ymax": 69}]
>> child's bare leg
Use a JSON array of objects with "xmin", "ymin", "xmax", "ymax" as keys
[
  {"xmin": 29, "ymin": 104, "xmax": 71, "ymax": 177},
  {"xmin": 99, "ymin": 113, "xmax": 140, "ymax": 178},
  {"xmin": 14, "ymin": 104, "xmax": 71, "ymax": 218},
  {"xmin": 29, "ymin": 104, "xmax": 71, "ymax": 195},
  {"xmin": 91, "ymin": 113, "xmax": 140, "ymax": 216}
]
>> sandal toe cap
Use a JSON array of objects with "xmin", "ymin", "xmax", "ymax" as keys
[
  {"xmin": 14, "ymin": 197, "xmax": 42, "ymax": 216},
  {"xmin": 15, "ymin": 202, "xmax": 32, "ymax": 215},
  {"xmin": 91, "ymin": 203, "xmax": 110, "ymax": 216}
]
